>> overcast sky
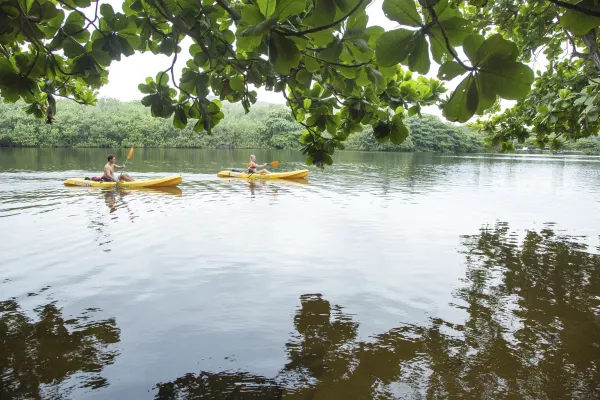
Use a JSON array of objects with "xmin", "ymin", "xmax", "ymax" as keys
[{"xmin": 94, "ymin": 0, "xmax": 529, "ymax": 117}]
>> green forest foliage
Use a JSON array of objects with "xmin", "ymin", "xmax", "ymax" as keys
[
  {"xmin": 345, "ymin": 114, "xmax": 483, "ymax": 152},
  {"xmin": 0, "ymin": 98, "xmax": 488, "ymax": 152}
]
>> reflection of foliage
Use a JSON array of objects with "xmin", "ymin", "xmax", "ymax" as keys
[
  {"xmin": 0, "ymin": 291, "xmax": 121, "ymax": 399},
  {"xmin": 153, "ymin": 371, "xmax": 282, "ymax": 399},
  {"xmin": 154, "ymin": 224, "xmax": 600, "ymax": 399},
  {"xmin": 432, "ymin": 223, "xmax": 600, "ymax": 399},
  {"xmin": 283, "ymin": 294, "xmax": 358, "ymax": 382}
]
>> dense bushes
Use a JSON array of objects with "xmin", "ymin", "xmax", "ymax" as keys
[{"xmin": 0, "ymin": 99, "xmax": 486, "ymax": 153}]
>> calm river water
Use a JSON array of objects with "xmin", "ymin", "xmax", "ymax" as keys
[{"xmin": 1, "ymin": 148, "xmax": 599, "ymax": 399}]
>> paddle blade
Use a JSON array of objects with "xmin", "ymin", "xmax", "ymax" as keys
[
  {"xmin": 127, "ymin": 146, "xmax": 134, "ymax": 159},
  {"xmin": 271, "ymin": 161, "xmax": 278, "ymax": 167}
]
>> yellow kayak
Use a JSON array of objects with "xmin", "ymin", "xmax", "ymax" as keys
[
  {"xmin": 64, "ymin": 175, "xmax": 182, "ymax": 188},
  {"xmin": 217, "ymin": 169, "xmax": 309, "ymax": 180}
]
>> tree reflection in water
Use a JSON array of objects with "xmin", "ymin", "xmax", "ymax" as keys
[
  {"xmin": 0, "ymin": 289, "xmax": 121, "ymax": 400},
  {"xmin": 154, "ymin": 223, "xmax": 600, "ymax": 399}
]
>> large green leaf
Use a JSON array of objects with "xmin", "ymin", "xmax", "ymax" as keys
[
  {"xmin": 229, "ymin": 75, "xmax": 245, "ymax": 92},
  {"xmin": 274, "ymin": 0, "xmax": 305, "ymax": 21},
  {"xmin": 407, "ymin": 32, "xmax": 430, "ymax": 74},
  {"xmin": 462, "ymin": 34, "xmax": 483, "ymax": 65},
  {"xmin": 303, "ymin": 56, "xmax": 321, "ymax": 72},
  {"xmin": 320, "ymin": 39, "xmax": 343, "ymax": 62},
  {"xmin": 268, "ymin": 33, "xmax": 301, "ymax": 74},
  {"xmin": 62, "ymin": 36, "xmax": 85, "ymax": 58},
  {"xmin": 382, "ymin": 0, "xmax": 422, "ymax": 27},
  {"xmin": 257, "ymin": 0, "xmax": 276, "ymax": 18},
  {"xmin": 428, "ymin": 31, "xmax": 446, "ymax": 63},
  {"xmin": 366, "ymin": 26, "xmax": 385, "ymax": 48},
  {"xmin": 434, "ymin": 17, "xmax": 470, "ymax": 46},
  {"xmin": 560, "ymin": 0, "xmax": 600, "ymax": 36},
  {"xmin": 366, "ymin": 66, "xmax": 384, "ymax": 89},
  {"xmin": 236, "ymin": 35, "xmax": 263, "ymax": 52},
  {"xmin": 64, "ymin": 10, "xmax": 85, "ymax": 32},
  {"xmin": 173, "ymin": 106, "xmax": 187, "ymax": 128},
  {"xmin": 241, "ymin": 4, "xmax": 265, "ymax": 25},
  {"xmin": 99, "ymin": 3, "xmax": 116, "ymax": 21},
  {"xmin": 474, "ymin": 74, "xmax": 496, "ymax": 114},
  {"xmin": 375, "ymin": 28, "xmax": 412, "ymax": 66},
  {"xmin": 307, "ymin": 29, "xmax": 336, "ymax": 47},
  {"xmin": 347, "ymin": 10, "xmax": 368, "ymax": 30},
  {"xmin": 156, "ymin": 71, "xmax": 169, "ymax": 86},
  {"xmin": 334, "ymin": 0, "xmax": 360, "ymax": 13},
  {"xmin": 305, "ymin": 0, "xmax": 336, "ymax": 27},
  {"xmin": 433, "ymin": 0, "xmax": 462, "ymax": 21},
  {"xmin": 478, "ymin": 61, "xmax": 534, "ymax": 100},
  {"xmin": 389, "ymin": 114, "xmax": 409, "ymax": 144},
  {"xmin": 438, "ymin": 61, "xmax": 466, "ymax": 80},
  {"xmin": 475, "ymin": 34, "xmax": 517, "ymax": 66},
  {"xmin": 33, "ymin": 1, "xmax": 59, "ymax": 22},
  {"xmin": 443, "ymin": 74, "xmax": 478, "ymax": 122}
]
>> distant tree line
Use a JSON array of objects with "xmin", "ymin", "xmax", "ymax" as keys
[{"xmin": 2, "ymin": 98, "xmax": 595, "ymax": 154}]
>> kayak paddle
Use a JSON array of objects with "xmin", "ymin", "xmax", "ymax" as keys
[
  {"xmin": 119, "ymin": 146, "xmax": 134, "ymax": 181},
  {"xmin": 240, "ymin": 161, "xmax": 278, "ymax": 167}
]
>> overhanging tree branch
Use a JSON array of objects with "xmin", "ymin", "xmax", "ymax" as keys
[
  {"xmin": 548, "ymin": 0, "xmax": 600, "ymax": 18},
  {"xmin": 214, "ymin": 0, "xmax": 241, "ymax": 21},
  {"xmin": 277, "ymin": 0, "xmax": 365, "ymax": 37}
]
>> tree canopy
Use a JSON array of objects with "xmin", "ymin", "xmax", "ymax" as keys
[{"xmin": 0, "ymin": 0, "xmax": 598, "ymax": 164}]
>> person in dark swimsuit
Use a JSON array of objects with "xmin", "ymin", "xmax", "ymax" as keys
[{"xmin": 104, "ymin": 154, "xmax": 134, "ymax": 182}]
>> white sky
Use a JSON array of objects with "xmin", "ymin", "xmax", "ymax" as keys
[{"xmin": 95, "ymin": 0, "xmax": 533, "ymax": 117}]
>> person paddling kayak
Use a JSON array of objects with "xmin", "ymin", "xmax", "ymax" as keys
[
  {"xmin": 104, "ymin": 154, "xmax": 134, "ymax": 182},
  {"xmin": 248, "ymin": 155, "xmax": 270, "ymax": 174}
]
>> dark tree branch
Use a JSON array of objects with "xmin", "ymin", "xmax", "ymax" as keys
[
  {"xmin": 548, "ymin": 0, "xmax": 600, "ymax": 18},
  {"xmin": 563, "ymin": 27, "xmax": 588, "ymax": 59},
  {"xmin": 214, "ymin": 0, "xmax": 241, "ymax": 21},
  {"xmin": 0, "ymin": 44, "xmax": 10, "ymax": 58},
  {"xmin": 163, "ymin": 32, "xmax": 194, "ymax": 99},
  {"xmin": 24, "ymin": 48, "xmax": 40, "ymax": 77},
  {"xmin": 52, "ymin": 92, "xmax": 91, "ymax": 105},
  {"xmin": 277, "ymin": 0, "xmax": 365, "ymax": 37},
  {"xmin": 145, "ymin": 18, "xmax": 168, "ymax": 37},
  {"xmin": 56, "ymin": 0, "xmax": 104, "ymax": 36},
  {"xmin": 425, "ymin": 5, "xmax": 475, "ymax": 71}
]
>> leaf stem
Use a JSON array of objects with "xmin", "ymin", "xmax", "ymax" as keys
[{"xmin": 425, "ymin": 5, "xmax": 475, "ymax": 72}]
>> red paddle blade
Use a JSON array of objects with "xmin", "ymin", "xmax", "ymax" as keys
[
  {"xmin": 127, "ymin": 146, "xmax": 134, "ymax": 159},
  {"xmin": 271, "ymin": 161, "xmax": 278, "ymax": 167}
]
